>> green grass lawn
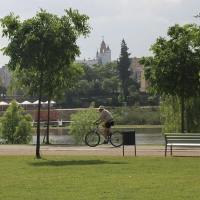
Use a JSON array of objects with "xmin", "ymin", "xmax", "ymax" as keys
[{"xmin": 0, "ymin": 156, "xmax": 199, "ymax": 199}]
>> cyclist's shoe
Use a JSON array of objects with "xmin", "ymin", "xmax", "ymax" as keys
[{"xmin": 102, "ymin": 140, "xmax": 108, "ymax": 144}]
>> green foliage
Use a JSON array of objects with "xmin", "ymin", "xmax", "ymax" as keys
[
  {"xmin": 68, "ymin": 103, "xmax": 99, "ymax": 144},
  {"xmin": 118, "ymin": 91, "xmax": 125, "ymax": 104},
  {"xmin": 0, "ymin": 85, "xmax": 7, "ymax": 97},
  {"xmin": 139, "ymin": 24, "xmax": 200, "ymax": 98},
  {"xmin": 160, "ymin": 96, "xmax": 181, "ymax": 135},
  {"xmin": 127, "ymin": 85, "xmax": 141, "ymax": 105},
  {"xmin": 117, "ymin": 39, "xmax": 131, "ymax": 84},
  {"xmin": 160, "ymin": 95, "xmax": 200, "ymax": 135},
  {"xmin": 185, "ymin": 97, "xmax": 200, "ymax": 133},
  {"xmin": 111, "ymin": 105, "xmax": 161, "ymax": 125},
  {"xmin": 102, "ymin": 77, "xmax": 119, "ymax": 93},
  {"xmin": 76, "ymin": 79, "xmax": 94, "ymax": 98},
  {"xmin": 76, "ymin": 62, "xmax": 120, "ymax": 97},
  {"xmin": 0, "ymin": 99, "xmax": 33, "ymax": 144},
  {"xmin": 1, "ymin": 8, "xmax": 91, "ymax": 156},
  {"xmin": 139, "ymin": 23, "xmax": 200, "ymax": 132},
  {"xmin": 121, "ymin": 78, "xmax": 140, "ymax": 103},
  {"xmin": 148, "ymin": 95, "xmax": 157, "ymax": 106}
]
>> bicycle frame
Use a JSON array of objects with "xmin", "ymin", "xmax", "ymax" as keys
[{"xmin": 93, "ymin": 123, "xmax": 112, "ymax": 139}]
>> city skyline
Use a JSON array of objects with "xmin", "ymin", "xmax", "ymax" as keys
[{"xmin": 1, "ymin": 0, "xmax": 200, "ymax": 67}]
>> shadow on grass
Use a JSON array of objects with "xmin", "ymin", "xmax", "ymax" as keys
[{"xmin": 28, "ymin": 158, "xmax": 127, "ymax": 167}]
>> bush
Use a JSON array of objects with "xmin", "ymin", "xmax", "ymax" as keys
[
  {"xmin": 68, "ymin": 103, "xmax": 99, "ymax": 144},
  {"xmin": 0, "ymin": 99, "xmax": 33, "ymax": 144},
  {"xmin": 148, "ymin": 96, "xmax": 156, "ymax": 106},
  {"xmin": 110, "ymin": 105, "xmax": 161, "ymax": 125}
]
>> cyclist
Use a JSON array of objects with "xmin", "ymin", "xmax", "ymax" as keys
[{"xmin": 93, "ymin": 105, "xmax": 114, "ymax": 144}]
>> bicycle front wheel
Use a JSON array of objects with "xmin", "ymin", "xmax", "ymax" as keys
[
  {"xmin": 85, "ymin": 131, "xmax": 100, "ymax": 147},
  {"xmin": 110, "ymin": 131, "xmax": 123, "ymax": 147}
]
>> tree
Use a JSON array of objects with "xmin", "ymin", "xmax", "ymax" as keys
[
  {"xmin": 0, "ymin": 99, "xmax": 33, "ymax": 144},
  {"xmin": 80, "ymin": 64, "xmax": 94, "ymax": 82},
  {"xmin": 10, "ymin": 63, "xmax": 84, "ymax": 144},
  {"xmin": 117, "ymin": 39, "xmax": 131, "ymax": 84},
  {"xmin": 118, "ymin": 91, "xmax": 125, "ymax": 105},
  {"xmin": 76, "ymin": 80, "xmax": 94, "ymax": 98},
  {"xmin": 127, "ymin": 85, "xmax": 141, "ymax": 105},
  {"xmin": 1, "ymin": 8, "xmax": 91, "ymax": 157},
  {"xmin": 102, "ymin": 77, "xmax": 119, "ymax": 93},
  {"xmin": 121, "ymin": 78, "xmax": 140, "ymax": 101},
  {"xmin": 95, "ymin": 62, "xmax": 117, "ymax": 81},
  {"xmin": 41, "ymin": 63, "xmax": 84, "ymax": 144},
  {"xmin": 139, "ymin": 24, "xmax": 200, "ymax": 133}
]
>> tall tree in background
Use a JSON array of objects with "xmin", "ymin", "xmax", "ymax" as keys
[
  {"xmin": 117, "ymin": 39, "xmax": 131, "ymax": 84},
  {"xmin": 139, "ymin": 23, "xmax": 200, "ymax": 133},
  {"xmin": 1, "ymin": 8, "xmax": 91, "ymax": 157}
]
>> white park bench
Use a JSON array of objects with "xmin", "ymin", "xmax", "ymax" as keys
[{"xmin": 165, "ymin": 133, "xmax": 200, "ymax": 156}]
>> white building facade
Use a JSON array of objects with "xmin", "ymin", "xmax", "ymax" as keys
[
  {"xmin": 0, "ymin": 64, "xmax": 13, "ymax": 88},
  {"xmin": 75, "ymin": 37, "xmax": 111, "ymax": 66}
]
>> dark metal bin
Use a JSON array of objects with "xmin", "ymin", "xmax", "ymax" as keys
[{"xmin": 122, "ymin": 130, "xmax": 136, "ymax": 156}]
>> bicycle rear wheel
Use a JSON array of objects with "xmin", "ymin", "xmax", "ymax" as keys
[
  {"xmin": 110, "ymin": 131, "xmax": 123, "ymax": 147},
  {"xmin": 85, "ymin": 131, "xmax": 100, "ymax": 147}
]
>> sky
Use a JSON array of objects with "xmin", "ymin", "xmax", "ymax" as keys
[{"xmin": 0, "ymin": 0, "xmax": 200, "ymax": 67}]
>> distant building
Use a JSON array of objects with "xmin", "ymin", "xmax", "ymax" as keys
[
  {"xmin": 96, "ymin": 37, "xmax": 111, "ymax": 66},
  {"xmin": 140, "ymin": 68, "xmax": 148, "ymax": 92},
  {"xmin": 0, "ymin": 64, "xmax": 12, "ymax": 88},
  {"xmin": 129, "ymin": 57, "xmax": 148, "ymax": 92},
  {"xmin": 74, "ymin": 58, "xmax": 98, "ymax": 67},
  {"xmin": 75, "ymin": 37, "xmax": 111, "ymax": 66},
  {"xmin": 129, "ymin": 57, "xmax": 144, "ymax": 82}
]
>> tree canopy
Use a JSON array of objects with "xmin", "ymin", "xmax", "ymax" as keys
[
  {"xmin": 117, "ymin": 39, "xmax": 131, "ymax": 84},
  {"xmin": 139, "ymin": 23, "xmax": 200, "ymax": 132},
  {"xmin": 0, "ymin": 8, "xmax": 91, "ymax": 157}
]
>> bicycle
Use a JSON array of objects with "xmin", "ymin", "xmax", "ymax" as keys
[{"xmin": 85, "ymin": 123, "xmax": 123, "ymax": 147}]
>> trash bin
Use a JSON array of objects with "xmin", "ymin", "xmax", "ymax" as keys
[
  {"xmin": 122, "ymin": 130, "xmax": 136, "ymax": 156},
  {"xmin": 122, "ymin": 102, "xmax": 127, "ymax": 107}
]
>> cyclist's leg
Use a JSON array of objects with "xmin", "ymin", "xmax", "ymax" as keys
[
  {"xmin": 101, "ymin": 124, "xmax": 109, "ymax": 144},
  {"xmin": 102, "ymin": 124, "xmax": 109, "ymax": 139}
]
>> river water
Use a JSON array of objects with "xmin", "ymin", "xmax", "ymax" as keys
[{"xmin": 30, "ymin": 133, "xmax": 165, "ymax": 145}]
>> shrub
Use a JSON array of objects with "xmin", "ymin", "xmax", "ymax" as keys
[
  {"xmin": 0, "ymin": 99, "xmax": 33, "ymax": 144},
  {"xmin": 68, "ymin": 102, "xmax": 99, "ymax": 144},
  {"xmin": 110, "ymin": 106, "xmax": 161, "ymax": 125}
]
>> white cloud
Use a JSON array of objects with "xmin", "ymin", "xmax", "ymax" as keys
[
  {"xmin": 136, "ymin": 14, "xmax": 169, "ymax": 24},
  {"xmin": 166, "ymin": 0, "xmax": 182, "ymax": 3},
  {"xmin": 119, "ymin": 0, "xmax": 130, "ymax": 5}
]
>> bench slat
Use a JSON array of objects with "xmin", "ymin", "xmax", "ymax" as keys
[
  {"xmin": 167, "ymin": 143, "xmax": 200, "ymax": 146},
  {"xmin": 164, "ymin": 133, "xmax": 200, "ymax": 156}
]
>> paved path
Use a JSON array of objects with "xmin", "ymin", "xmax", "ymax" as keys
[{"xmin": 0, "ymin": 145, "xmax": 200, "ymax": 156}]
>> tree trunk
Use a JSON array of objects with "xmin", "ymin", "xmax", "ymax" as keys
[
  {"xmin": 46, "ymin": 94, "xmax": 51, "ymax": 144},
  {"xmin": 181, "ymin": 95, "xmax": 184, "ymax": 133},
  {"xmin": 36, "ymin": 72, "xmax": 43, "ymax": 158}
]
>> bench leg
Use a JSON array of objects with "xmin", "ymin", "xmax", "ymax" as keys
[
  {"xmin": 165, "ymin": 144, "xmax": 167, "ymax": 157},
  {"xmin": 171, "ymin": 146, "xmax": 172, "ymax": 156}
]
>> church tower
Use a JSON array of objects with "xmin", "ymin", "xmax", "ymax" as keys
[
  {"xmin": 97, "ymin": 36, "xmax": 111, "ymax": 66},
  {"xmin": 100, "ymin": 36, "xmax": 107, "ymax": 53}
]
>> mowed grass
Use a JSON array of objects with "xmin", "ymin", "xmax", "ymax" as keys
[{"xmin": 0, "ymin": 156, "xmax": 199, "ymax": 199}]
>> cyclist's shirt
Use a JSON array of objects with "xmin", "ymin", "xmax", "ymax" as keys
[{"xmin": 96, "ymin": 109, "xmax": 113, "ymax": 123}]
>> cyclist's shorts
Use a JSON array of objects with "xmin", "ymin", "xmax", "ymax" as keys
[{"xmin": 105, "ymin": 120, "xmax": 114, "ymax": 128}]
